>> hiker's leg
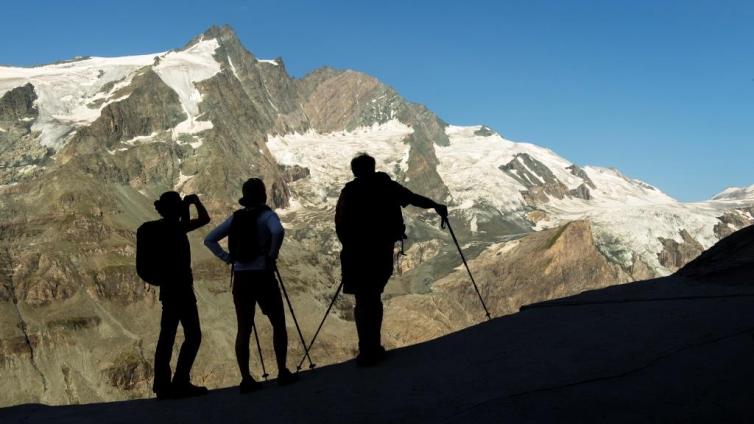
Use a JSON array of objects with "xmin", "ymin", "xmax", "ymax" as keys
[
  {"xmin": 354, "ymin": 292, "xmax": 368, "ymax": 352},
  {"xmin": 154, "ymin": 302, "xmax": 180, "ymax": 393},
  {"xmin": 261, "ymin": 272, "xmax": 288, "ymax": 371},
  {"xmin": 173, "ymin": 301, "xmax": 202, "ymax": 385},
  {"xmin": 364, "ymin": 291, "xmax": 383, "ymax": 351},
  {"xmin": 374, "ymin": 291, "xmax": 384, "ymax": 349},
  {"xmin": 354, "ymin": 290, "xmax": 381, "ymax": 352},
  {"xmin": 233, "ymin": 274, "xmax": 254, "ymax": 381}
]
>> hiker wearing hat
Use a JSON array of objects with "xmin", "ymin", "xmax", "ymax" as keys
[
  {"xmin": 336, "ymin": 153, "xmax": 448, "ymax": 366},
  {"xmin": 136, "ymin": 191, "xmax": 211, "ymax": 400},
  {"xmin": 204, "ymin": 178, "xmax": 298, "ymax": 392}
]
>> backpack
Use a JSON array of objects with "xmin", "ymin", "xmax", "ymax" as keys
[
  {"xmin": 228, "ymin": 206, "xmax": 271, "ymax": 262},
  {"xmin": 136, "ymin": 222, "xmax": 162, "ymax": 286},
  {"xmin": 337, "ymin": 173, "xmax": 406, "ymax": 245}
]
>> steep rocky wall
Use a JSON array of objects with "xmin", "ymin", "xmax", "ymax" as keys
[{"xmin": 0, "ymin": 83, "xmax": 48, "ymax": 183}]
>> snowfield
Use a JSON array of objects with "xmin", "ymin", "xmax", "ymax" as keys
[
  {"xmin": 267, "ymin": 120, "xmax": 414, "ymax": 206},
  {"xmin": 268, "ymin": 122, "xmax": 754, "ymax": 276},
  {"xmin": 153, "ymin": 37, "xmax": 221, "ymax": 137},
  {"xmin": 0, "ymin": 37, "xmax": 222, "ymax": 150},
  {"xmin": 0, "ymin": 53, "xmax": 157, "ymax": 149}
]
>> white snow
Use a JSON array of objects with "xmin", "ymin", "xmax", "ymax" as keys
[
  {"xmin": 0, "ymin": 126, "xmax": 5, "ymax": 132},
  {"xmin": 174, "ymin": 171, "xmax": 194, "ymax": 191},
  {"xmin": 228, "ymin": 57, "xmax": 240, "ymax": 80},
  {"xmin": 712, "ymin": 184, "xmax": 754, "ymax": 201},
  {"xmin": 436, "ymin": 125, "xmax": 754, "ymax": 274},
  {"xmin": 0, "ymin": 53, "xmax": 159, "ymax": 149},
  {"xmin": 257, "ymin": 59, "xmax": 279, "ymax": 66},
  {"xmin": 0, "ymin": 37, "xmax": 222, "ymax": 151},
  {"xmin": 267, "ymin": 120, "xmax": 414, "ymax": 205},
  {"xmin": 153, "ymin": 38, "xmax": 221, "ymax": 138},
  {"xmin": 122, "ymin": 132, "xmax": 159, "ymax": 145},
  {"xmin": 437, "ymin": 125, "xmax": 588, "ymax": 213}
]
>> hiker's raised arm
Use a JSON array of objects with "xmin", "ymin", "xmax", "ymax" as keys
[{"xmin": 183, "ymin": 194, "xmax": 210, "ymax": 232}]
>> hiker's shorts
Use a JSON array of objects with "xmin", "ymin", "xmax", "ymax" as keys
[{"xmin": 232, "ymin": 269, "xmax": 284, "ymax": 317}]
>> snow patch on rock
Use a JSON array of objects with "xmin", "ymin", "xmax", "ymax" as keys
[
  {"xmin": 153, "ymin": 38, "xmax": 221, "ymax": 138},
  {"xmin": 257, "ymin": 59, "xmax": 279, "ymax": 66},
  {"xmin": 228, "ymin": 57, "xmax": 240, "ymax": 80}
]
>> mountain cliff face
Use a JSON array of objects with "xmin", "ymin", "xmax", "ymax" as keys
[{"xmin": 0, "ymin": 25, "xmax": 752, "ymax": 406}]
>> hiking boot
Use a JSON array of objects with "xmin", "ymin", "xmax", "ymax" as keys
[
  {"xmin": 155, "ymin": 387, "xmax": 174, "ymax": 401},
  {"xmin": 171, "ymin": 381, "xmax": 208, "ymax": 399},
  {"xmin": 356, "ymin": 346, "xmax": 386, "ymax": 367},
  {"xmin": 355, "ymin": 351, "xmax": 379, "ymax": 367},
  {"xmin": 239, "ymin": 378, "xmax": 262, "ymax": 394},
  {"xmin": 277, "ymin": 368, "xmax": 300, "ymax": 386}
]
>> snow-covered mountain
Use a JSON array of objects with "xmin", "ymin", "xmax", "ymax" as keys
[
  {"xmin": 0, "ymin": 25, "xmax": 752, "ymax": 406},
  {"xmin": 266, "ymin": 121, "xmax": 753, "ymax": 276}
]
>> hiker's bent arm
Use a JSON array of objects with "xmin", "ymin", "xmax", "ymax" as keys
[
  {"xmin": 183, "ymin": 194, "xmax": 211, "ymax": 232},
  {"xmin": 267, "ymin": 214, "xmax": 285, "ymax": 262},
  {"xmin": 204, "ymin": 217, "xmax": 232, "ymax": 263}
]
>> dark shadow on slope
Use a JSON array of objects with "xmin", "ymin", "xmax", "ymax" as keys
[{"xmin": 677, "ymin": 224, "xmax": 754, "ymax": 284}]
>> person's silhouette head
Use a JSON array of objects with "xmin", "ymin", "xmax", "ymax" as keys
[
  {"xmin": 154, "ymin": 191, "xmax": 184, "ymax": 221},
  {"xmin": 239, "ymin": 178, "xmax": 267, "ymax": 207},
  {"xmin": 351, "ymin": 153, "xmax": 375, "ymax": 178}
]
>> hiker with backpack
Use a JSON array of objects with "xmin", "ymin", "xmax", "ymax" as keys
[
  {"xmin": 136, "ymin": 191, "xmax": 211, "ymax": 400},
  {"xmin": 336, "ymin": 153, "xmax": 448, "ymax": 366},
  {"xmin": 204, "ymin": 178, "xmax": 299, "ymax": 392}
]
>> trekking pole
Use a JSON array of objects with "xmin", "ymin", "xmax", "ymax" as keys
[
  {"xmin": 442, "ymin": 217, "xmax": 492, "ymax": 321},
  {"xmin": 274, "ymin": 265, "xmax": 316, "ymax": 371},
  {"xmin": 252, "ymin": 319, "xmax": 269, "ymax": 380},
  {"xmin": 296, "ymin": 280, "xmax": 344, "ymax": 371}
]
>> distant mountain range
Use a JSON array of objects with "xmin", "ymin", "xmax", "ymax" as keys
[{"xmin": 0, "ymin": 25, "xmax": 752, "ymax": 406}]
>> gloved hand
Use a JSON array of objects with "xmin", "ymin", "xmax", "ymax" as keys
[{"xmin": 434, "ymin": 203, "xmax": 448, "ymax": 219}]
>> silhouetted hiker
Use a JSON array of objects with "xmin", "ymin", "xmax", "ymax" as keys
[
  {"xmin": 336, "ymin": 153, "xmax": 448, "ymax": 366},
  {"xmin": 204, "ymin": 178, "xmax": 299, "ymax": 392},
  {"xmin": 136, "ymin": 192, "xmax": 210, "ymax": 400}
]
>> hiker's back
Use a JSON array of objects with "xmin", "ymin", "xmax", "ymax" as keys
[
  {"xmin": 228, "ymin": 206, "xmax": 273, "ymax": 263},
  {"xmin": 136, "ymin": 219, "xmax": 193, "ymax": 297},
  {"xmin": 337, "ymin": 172, "xmax": 405, "ymax": 246}
]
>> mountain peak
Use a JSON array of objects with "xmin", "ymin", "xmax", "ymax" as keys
[{"xmin": 182, "ymin": 25, "xmax": 241, "ymax": 51}]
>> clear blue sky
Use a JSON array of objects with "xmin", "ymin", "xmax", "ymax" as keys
[{"xmin": 2, "ymin": 0, "xmax": 752, "ymax": 201}]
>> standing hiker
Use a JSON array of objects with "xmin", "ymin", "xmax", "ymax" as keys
[
  {"xmin": 136, "ymin": 191, "xmax": 211, "ymax": 400},
  {"xmin": 204, "ymin": 178, "xmax": 299, "ymax": 392},
  {"xmin": 336, "ymin": 153, "xmax": 448, "ymax": 366}
]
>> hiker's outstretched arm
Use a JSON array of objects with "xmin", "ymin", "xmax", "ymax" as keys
[
  {"xmin": 204, "ymin": 216, "xmax": 232, "ymax": 263},
  {"xmin": 184, "ymin": 194, "xmax": 211, "ymax": 232},
  {"xmin": 406, "ymin": 191, "xmax": 448, "ymax": 219}
]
